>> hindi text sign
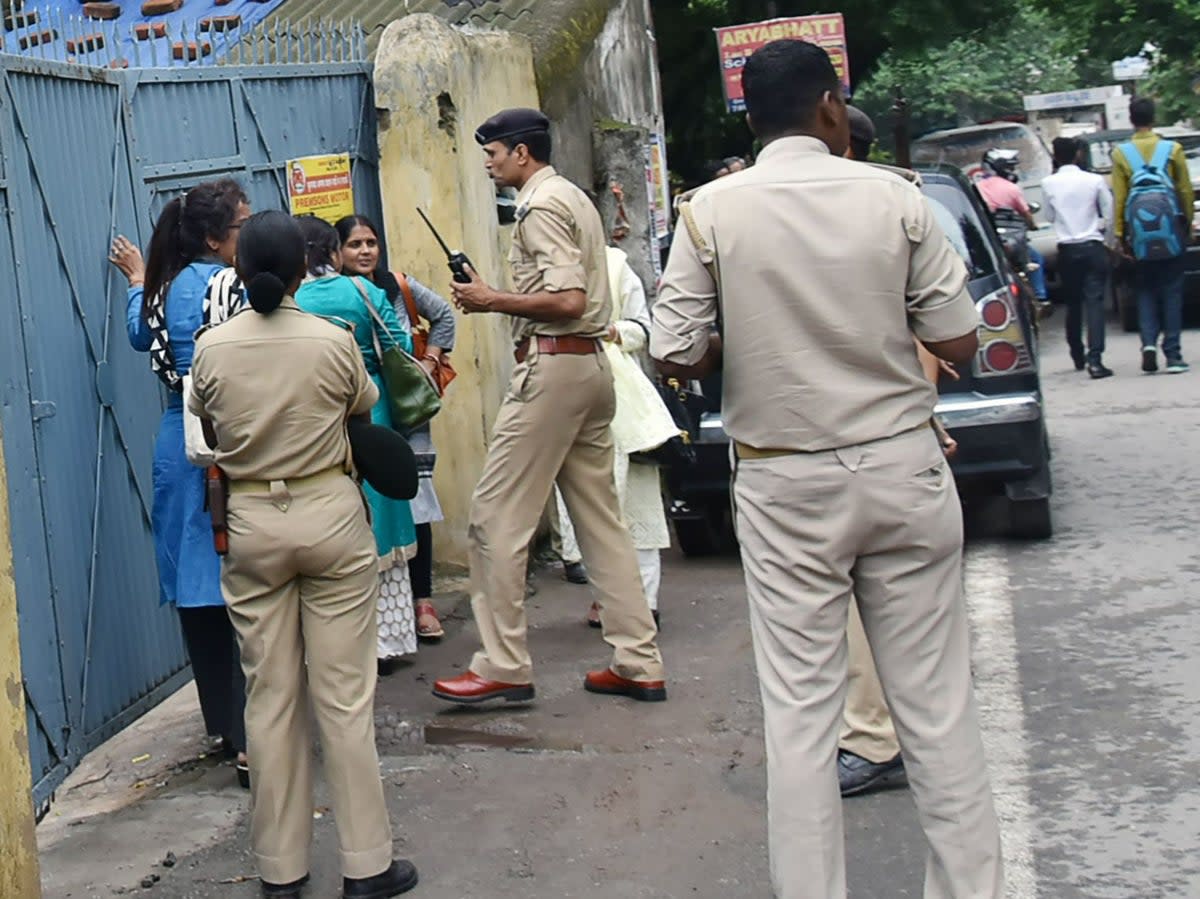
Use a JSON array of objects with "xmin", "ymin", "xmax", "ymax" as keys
[{"xmin": 286, "ymin": 153, "xmax": 354, "ymax": 224}]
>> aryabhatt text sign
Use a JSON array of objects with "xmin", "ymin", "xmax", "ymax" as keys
[{"xmin": 715, "ymin": 14, "xmax": 849, "ymax": 114}]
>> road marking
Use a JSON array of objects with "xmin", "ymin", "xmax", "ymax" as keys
[{"xmin": 965, "ymin": 544, "xmax": 1040, "ymax": 899}]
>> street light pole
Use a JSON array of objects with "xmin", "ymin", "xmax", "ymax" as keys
[{"xmin": 0, "ymin": 423, "xmax": 42, "ymax": 899}]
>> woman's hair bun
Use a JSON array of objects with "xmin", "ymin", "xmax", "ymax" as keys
[{"xmin": 247, "ymin": 271, "xmax": 287, "ymax": 314}]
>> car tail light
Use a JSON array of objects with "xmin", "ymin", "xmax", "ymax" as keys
[{"xmin": 975, "ymin": 285, "xmax": 1033, "ymax": 377}]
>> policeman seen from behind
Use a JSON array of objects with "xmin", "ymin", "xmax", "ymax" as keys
[
  {"xmin": 188, "ymin": 210, "xmax": 418, "ymax": 899},
  {"xmin": 433, "ymin": 107, "xmax": 667, "ymax": 705},
  {"xmin": 652, "ymin": 40, "xmax": 1003, "ymax": 898}
]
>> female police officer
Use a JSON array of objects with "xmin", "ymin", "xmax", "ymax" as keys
[{"xmin": 187, "ymin": 210, "xmax": 418, "ymax": 899}]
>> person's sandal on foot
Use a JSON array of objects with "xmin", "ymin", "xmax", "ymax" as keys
[
  {"xmin": 414, "ymin": 599, "xmax": 444, "ymax": 641},
  {"xmin": 586, "ymin": 601, "xmax": 602, "ymax": 628},
  {"xmin": 261, "ymin": 874, "xmax": 308, "ymax": 898},
  {"xmin": 584, "ymin": 668, "xmax": 666, "ymax": 702},
  {"xmin": 343, "ymin": 859, "xmax": 418, "ymax": 898}
]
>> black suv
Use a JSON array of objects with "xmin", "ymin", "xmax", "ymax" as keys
[{"xmin": 663, "ymin": 164, "xmax": 1053, "ymax": 555}]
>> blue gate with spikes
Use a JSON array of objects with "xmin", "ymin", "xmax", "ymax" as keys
[{"xmin": 0, "ymin": 33, "xmax": 383, "ymax": 811}]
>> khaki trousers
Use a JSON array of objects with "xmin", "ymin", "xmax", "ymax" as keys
[
  {"xmin": 468, "ymin": 350, "xmax": 663, "ymax": 684},
  {"xmin": 223, "ymin": 475, "xmax": 392, "ymax": 885},
  {"xmin": 733, "ymin": 426, "xmax": 1003, "ymax": 899},
  {"xmin": 840, "ymin": 597, "xmax": 901, "ymax": 763}
]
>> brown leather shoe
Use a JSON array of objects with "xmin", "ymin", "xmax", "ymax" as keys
[
  {"xmin": 584, "ymin": 668, "xmax": 667, "ymax": 702},
  {"xmin": 432, "ymin": 671, "xmax": 535, "ymax": 704}
]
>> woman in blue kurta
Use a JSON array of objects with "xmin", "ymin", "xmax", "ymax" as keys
[
  {"xmin": 293, "ymin": 216, "xmax": 419, "ymax": 668},
  {"xmin": 109, "ymin": 179, "xmax": 252, "ymax": 784}
]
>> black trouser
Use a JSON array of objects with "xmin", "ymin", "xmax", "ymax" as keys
[
  {"xmin": 1058, "ymin": 240, "xmax": 1109, "ymax": 366},
  {"xmin": 177, "ymin": 605, "xmax": 246, "ymax": 753},
  {"xmin": 408, "ymin": 522, "xmax": 434, "ymax": 600}
]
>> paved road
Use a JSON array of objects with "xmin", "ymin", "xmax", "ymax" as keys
[{"xmin": 38, "ymin": 317, "xmax": 1200, "ymax": 897}]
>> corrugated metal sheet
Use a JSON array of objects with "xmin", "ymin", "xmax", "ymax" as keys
[{"xmin": 0, "ymin": 51, "xmax": 383, "ymax": 810}]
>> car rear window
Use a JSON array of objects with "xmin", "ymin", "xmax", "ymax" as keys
[
  {"xmin": 913, "ymin": 126, "xmax": 1053, "ymax": 185},
  {"xmin": 920, "ymin": 181, "xmax": 998, "ymax": 281}
]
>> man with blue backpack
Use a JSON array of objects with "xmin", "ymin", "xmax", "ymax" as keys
[{"xmin": 1112, "ymin": 97, "xmax": 1195, "ymax": 374}]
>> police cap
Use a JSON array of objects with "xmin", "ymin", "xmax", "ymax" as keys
[
  {"xmin": 475, "ymin": 108, "xmax": 550, "ymax": 146},
  {"xmin": 847, "ymin": 106, "xmax": 876, "ymax": 147},
  {"xmin": 347, "ymin": 418, "xmax": 418, "ymax": 501}
]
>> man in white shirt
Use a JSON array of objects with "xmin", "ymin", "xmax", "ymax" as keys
[{"xmin": 1042, "ymin": 136, "xmax": 1115, "ymax": 378}]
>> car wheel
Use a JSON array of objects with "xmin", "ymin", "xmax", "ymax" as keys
[
  {"xmin": 1008, "ymin": 497, "xmax": 1052, "ymax": 540},
  {"xmin": 673, "ymin": 502, "xmax": 733, "ymax": 557}
]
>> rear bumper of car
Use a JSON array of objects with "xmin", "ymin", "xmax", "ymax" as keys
[{"xmin": 937, "ymin": 392, "xmax": 1047, "ymax": 490}]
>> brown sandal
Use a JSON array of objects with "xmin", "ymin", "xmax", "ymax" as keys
[
  {"xmin": 586, "ymin": 602, "xmax": 602, "ymax": 629},
  {"xmin": 415, "ymin": 599, "xmax": 444, "ymax": 641}
]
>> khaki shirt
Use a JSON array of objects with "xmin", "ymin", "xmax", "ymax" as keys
[
  {"xmin": 508, "ymin": 165, "xmax": 610, "ymax": 343},
  {"xmin": 651, "ymin": 136, "xmax": 979, "ymax": 453},
  {"xmin": 188, "ymin": 297, "xmax": 378, "ymax": 481}
]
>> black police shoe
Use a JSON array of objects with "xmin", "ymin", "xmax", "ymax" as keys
[
  {"xmin": 838, "ymin": 749, "xmax": 908, "ymax": 797},
  {"xmin": 563, "ymin": 561, "xmax": 589, "ymax": 584},
  {"xmin": 344, "ymin": 860, "xmax": 419, "ymax": 899}
]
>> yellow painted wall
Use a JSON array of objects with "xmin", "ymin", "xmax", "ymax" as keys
[
  {"xmin": 373, "ymin": 15, "xmax": 540, "ymax": 567},
  {"xmin": 0, "ymin": 424, "xmax": 42, "ymax": 898}
]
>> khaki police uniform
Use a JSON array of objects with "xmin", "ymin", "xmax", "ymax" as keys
[
  {"xmin": 652, "ymin": 136, "xmax": 1003, "ymax": 899},
  {"xmin": 189, "ymin": 298, "xmax": 394, "ymax": 886},
  {"xmin": 466, "ymin": 164, "xmax": 663, "ymax": 685},
  {"xmin": 841, "ymin": 597, "xmax": 901, "ymax": 763}
]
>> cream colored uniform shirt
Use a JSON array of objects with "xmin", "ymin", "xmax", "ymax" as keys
[
  {"xmin": 651, "ymin": 136, "xmax": 980, "ymax": 453},
  {"xmin": 508, "ymin": 165, "xmax": 611, "ymax": 343},
  {"xmin": 188, "ymin": 297, "xmax": 378, "ymax": 481}
]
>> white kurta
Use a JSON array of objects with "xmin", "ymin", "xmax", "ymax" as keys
[{"xmin": 555, "ymin": 248, "xmax": 671, "ymax": 563}]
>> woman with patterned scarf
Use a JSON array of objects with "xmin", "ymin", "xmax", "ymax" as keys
[{"xmin": 109, "ymin": 179, "xmax": 252, "ymax": 787}]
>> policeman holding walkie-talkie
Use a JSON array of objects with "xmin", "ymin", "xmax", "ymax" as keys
[{"xmin": 431, "ymin": 107, "xmax": 667, "ymax": 707}]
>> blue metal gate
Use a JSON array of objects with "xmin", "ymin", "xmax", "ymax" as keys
[{"xmin": 0, "ymin": 45, "xmax": 383, "ymax": 809}]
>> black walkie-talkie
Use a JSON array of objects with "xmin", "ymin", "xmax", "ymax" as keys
[{"xmin": 417, "ymin": 208, "xmax": 474, "ymax": 283}]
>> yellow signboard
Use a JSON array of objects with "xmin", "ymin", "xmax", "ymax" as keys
[{"xmin": 286, "ymin": 153, "xmax": 354, "ymax": 224}]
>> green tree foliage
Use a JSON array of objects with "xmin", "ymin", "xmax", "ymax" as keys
[
  {"xmin": 654, "ymin": 0, "xmax": 1018, "ymax": 183},
  {"xmin": 1027, "ymin": 0, "xmax": 1200, "ymax": 124},
  {"xmin": 854, "ymin": 6, "xmax": 1099, "ymax": 147}
]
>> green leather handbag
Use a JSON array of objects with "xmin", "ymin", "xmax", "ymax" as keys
[{"xmin": 354, "ymin": 278, "xmax": 442, "ymax": 432}]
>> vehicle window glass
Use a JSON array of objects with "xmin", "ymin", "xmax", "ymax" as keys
[
  {"xmin": 920, "ymin": 182, "xmax": 997, "ymax": 280},
  {"xmin": 912, "ymin": 125, "xmax": 1053, "ymax": 185}
]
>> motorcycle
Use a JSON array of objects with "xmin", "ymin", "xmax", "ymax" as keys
[{"xmin": 993, "ymin": 205, "xmax": 1053, "ymax": 330}]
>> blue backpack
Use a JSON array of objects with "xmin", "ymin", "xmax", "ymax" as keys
[{"xmin": 1119, "ymin": 140, "xmax": 1187, "ymax": 261}]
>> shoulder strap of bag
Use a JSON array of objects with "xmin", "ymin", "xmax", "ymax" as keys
[
  {"xmin": 1119, "ymin": 141, "xmax": 1147, "ymax": 175},
  {"xmin": 678, "ymin": 202, "xmax": 717, "ymax": 284},
  {"xmin": 351, "ymin": 275, "xmax": 393, "ymax": 362},
  {"xmin": 396, "ymin": 273, "xmax": 420, "ymax": 329},
  {"xmin": 677, "ymin": 201, "xmax": 723, "ymax": 336},
  {"xmin": 1148, "ymin": 139, "xmax": 1175, "ymax": 176}
]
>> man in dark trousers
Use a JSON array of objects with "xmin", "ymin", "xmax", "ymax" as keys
[{"xmin": 1042, "ymin": 136, "xmax": 1114, "ymax": 377}]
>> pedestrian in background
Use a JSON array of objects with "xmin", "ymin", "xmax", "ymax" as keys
[
  {"xmin": 109, "ymin": 179, "xmax": 251, "ymax": 788},
  {"xmin": 1043, "ymin": 136, "xmax": 1114, "ymax": 376},
  {"xmin": 433, "ymin": 107, "xmax": 666, "ymax": 706},
  {"xmin": 294, "ymin": 215, "xmax": 419, "ymax": 672},
  {"xmin": 337, "ymin": 213, "xmax": 456, "ymax": 641},
  {"xmin": 552, "ymin": 242, "xmax": 673, "ymax": 630},
  {"xmin": 652, "ymin": 40, "xmax": 1003, "ymax": 898},
  {"xmin": 1112, "ymin": 97, "xmax": 1193, "ymax": 374},
  {"xmin": 189, "ymin": 209, "xmax": 418, "ymax": 899}
]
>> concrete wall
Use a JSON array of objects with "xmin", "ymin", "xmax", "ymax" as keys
[
  {"xmin": 0, "ymin": 424, "xmax": 42, "ymax": 898},
  {"xmin": 540, "ymin": 0, "xmax": 665, "ymax": 296},
  {"xmin": 373, "ymin": 14, "xmax": 540, "ymax": 567}
]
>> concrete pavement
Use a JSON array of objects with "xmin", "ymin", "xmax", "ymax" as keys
[{"xmin": 36, "ymin": 315, "xmax": 1200, "ymax": 897}]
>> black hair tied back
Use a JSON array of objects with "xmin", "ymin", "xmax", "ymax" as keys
[{"xmin": 247, "ymin": 271, "xmax": 287, "ymax": 314}]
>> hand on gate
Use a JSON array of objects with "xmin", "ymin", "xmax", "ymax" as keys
[{"xmin": 109, "ymin": 235, "xmax": 146, "ymax": 286}]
